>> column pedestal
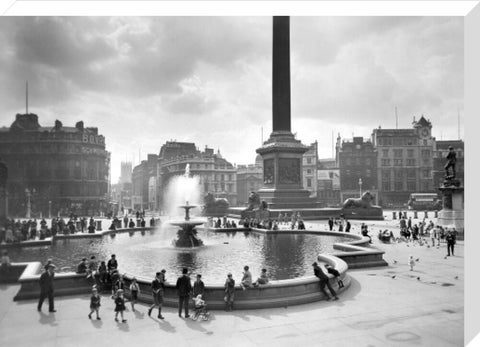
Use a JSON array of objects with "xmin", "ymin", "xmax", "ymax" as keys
[
  {"xmin": 437, "ymin": 183, "xmax": 464, "ymax": 240},
  {"xmin": 256, "ymin": 132, "xmax": 318, "ymax": 209}
]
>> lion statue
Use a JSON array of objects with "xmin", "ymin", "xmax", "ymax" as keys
[
  {"xmin": 246, "ymin": 191, "xmax": 261, "ymax": 211},
  {"xmin": 203, "ymin": 192, "xmax": 230, "ymax": 216},
  {"xmin": 343, "ymin": 191, "xmax": 376, "ymax": 209}
]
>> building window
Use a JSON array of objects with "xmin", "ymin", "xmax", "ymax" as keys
[
  {"xmin": 406, "ymin": 159, "xmax": 415, "ymax": 166},
  {"xmin": 307, "ymin": 157, "xmax": 312, "ymax": 164},
  {"xmin": 365, "ymin": 169, "xmax": 371, "ymax": 177},
  {"xmin": 382, "ymin": 149, "xmax": 389, "ymax": 157},
  {"xmin": 365, "ymin": 158, "xmax": 371, "ymax": 166},
  {"xmin": 394, "ymin": 181, "xmax": 403, "ymax": 191},
  {"xmin": 307, "ymin": 178, "xmax": 312, "ymax": 188},
  {"xmin": 393, "ymin": 159, "xmax": 402, "ymax": 166},
  {"xmin": 423, "ymin": 158, "xmax": 430, "ymax": 165},
  {"xmin": 423, "ymin": 169, "xmax": 431, "ymax": 178},
  {"xmin": 381, "ymin": 159, "xmax": 390, "ymax": 166},
  {"xmin": 394, "ymin": 170, "xmax": 403, "ymax": 180},
  {"xmin": 394, "ymin": 149, "xmax": 403, "ymax": 157},
  {"xmin": 382, "ymin": 170, "xmax": 390, "ymax": 180},
  {"xmin": 307, "ymin": 169, "xmax": 312, "ymax": 175},
  {"xmin": 422, "ymin": 181, "xmax": 430, "ymax": 191},
  {"xmin": 407, "ymin": 181, "xmax": 416, "ymax": 191},
  {"xmin": 423, "ymin": 140, "xmax": 428, "ymax": 146},
  {"xmin": 382, "ymin": 181, "xmax": 391, "ymax": 191},
  {"xmin": 421, "ymin": 149, "xmax": 431, "ymax": 158},
  {"xmin": 407, "ymin": 169, "xmax": 416, "ymax": 179},
  {"xmin": 407, "ymin": 149, "xmax": 414, "ymax": 158}
]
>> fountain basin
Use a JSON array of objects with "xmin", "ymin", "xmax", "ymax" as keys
[{"xmin": 12, "ymin": 254, "xmax": 350, "ymax": 309}]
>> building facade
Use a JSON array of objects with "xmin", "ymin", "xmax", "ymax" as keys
[
  {"xmin": 0, "ymin": 113, "xmax": 110, "ymax": 217},
  {"xmin": 317, "ymin": 158, "xmax": 341, "ymax": 206},
  {"xmin": 372, "ymin": 116, "xmax": 435, "ymax": 207},
  {"xmin": 131, "ymin": 141, "xmax": 238, "ymax": 211},
  {"xmin": 236, "ymin": 155, "xmax": 263, "ymax": 206},
  {"xmin": 302, "ymin": 142, "xmax": 319, "ymax": 197},
  {"xmin": 338, "ymin": 137, "xmax": 378, "ymax": 204},
  {"xmin": 159, "ymin": 145, "xmax": 237, "ymax": 207},
  {"xmin": 132, "ymin": 154, "xmax": 158, "ymax": 211}
]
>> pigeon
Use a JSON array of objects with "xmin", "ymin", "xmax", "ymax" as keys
[
  {"xmin": 444, "ymin": 256, "xmax": 447, "ymax": 259},
  {"xmin": 455, "ymin": 276, "xmax": 459, "ymax": 280},
  {"xmin": 415, "ymin": 258, "xmax": 420, "ymax": 262},
  {"xmin": 391, "ymin": 275, "xmax": 396, "ymax": 279},
  {"xmin": 406, "ymin": 244, "xmax": 410, "ymax": 247},
  {"xmin": 417, "ymin": 277, "xmax": 420, "ymax": 281},
  {"xmin": 393, "ymin": 260, "xmax": 398, "ymax": 264}
]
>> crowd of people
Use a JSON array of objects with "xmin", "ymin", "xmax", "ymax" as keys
[
  {"xmin": 37, "ymin": 252, "xmax": 346, "ymax": 322},
  {"xmin": 0, "ymin": 216, "xmax": 100, "ymax": 243},
  {"xmin": 327, "ymin": 217, "xmax": 352, "ymax": 233},
  {"xmin": 0, "ymin": 212, "xmax": 161, "ymax": 245},
  {"xmin": 397, "ymin": 215, "xmax": 458, "ymax": 254},
  {"xmin": 208, "ymin": 213, "xmax": 308, "ymax": 231}
]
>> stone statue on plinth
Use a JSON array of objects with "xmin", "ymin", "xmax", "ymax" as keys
[
  {"xmin": 241, "ymin": 191, "xmax": 270, "ymax": 220},
  {"xmin": 438, "ymin": 145, "xmax": 464, "ymax": 239},
  {"xmin": 443, "ymin": 146, "xmax": 460, "ymax": 188}
]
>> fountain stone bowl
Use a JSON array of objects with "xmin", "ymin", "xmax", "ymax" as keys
[{"xmin": 168, "ymin": 203, "xmax": 204, "ymax": 247}]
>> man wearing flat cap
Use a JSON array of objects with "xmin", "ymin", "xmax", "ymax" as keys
[{"xmin": 38, "ymin": 264, "xmax": 56, "ymax": 312}]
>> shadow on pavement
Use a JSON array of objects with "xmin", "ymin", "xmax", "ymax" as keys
[{"xmin": 38, "ymin": 311, "xmax": 58, "ymax": 326}]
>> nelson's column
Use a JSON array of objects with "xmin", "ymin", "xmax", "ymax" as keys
[{"xmin": 256, "ymin": 16, "xmax": 318, "ymax": 210}]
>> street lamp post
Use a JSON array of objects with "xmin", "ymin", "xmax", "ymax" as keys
[
  {"xmin": 25, "ymin": 188, "xmax": 31, "ymax": 219},
  {"xmin": 358, "ymin": 178, "xmax": 363, "ymax": 198},
  {"xmin": 48, "ymin": 200, "xmax": 52, "ymax": 219}
]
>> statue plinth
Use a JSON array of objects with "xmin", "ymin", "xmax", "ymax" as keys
[
  {"xmin": 256, "ymin": 132, "xmax": 318, "ymax": 209},
  {"xmin": 437, "ymin": 181, "xmax": 464, "ymax": 240}
]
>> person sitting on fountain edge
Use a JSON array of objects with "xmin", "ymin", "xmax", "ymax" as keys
[
  {"xmin": 324, "ymin": 264, "xmax": 344, "ymax": 288},
  {"xmin": 312, "ymin": 262, "xmax": 339, "ymax": 301},
  {"xmin": 253, "ymin": 268, "xmax": 269, "ymax": 287},
  {"xmin": 240, "ymin": 265, "xmax": 253, "ymax": 290},
  {"xmin": 76, "ymin": 258, "xmax": 88, "ymax": 274}
]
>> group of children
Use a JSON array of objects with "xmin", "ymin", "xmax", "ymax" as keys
[{"xmin": 88, "ymin": 277, "xmax": 141, "ymax": 323}]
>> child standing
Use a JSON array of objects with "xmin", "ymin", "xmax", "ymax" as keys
[
  {"xmin": 114, "ymin": 289, "xmax": 127, "ymax": 323},
  {"xmin": 224, "ymin": 273, "xmax": 235, "ymax": 311},
  {"xmin": 88, "ymin": 287, "xmax": 101, "ymax": 320},
  {"xmin": 408, "ymin": 255, "xmax": 416, "ymax": 271},
  {"xmin": 129, "ymin": 277, "xmax": 140, "ymax": 311}
]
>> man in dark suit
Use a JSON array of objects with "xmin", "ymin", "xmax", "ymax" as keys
[
  {"xmin": 176, "ymin": 267, "xmax": 192, "ymax": 318},
  {"xmin": 312, "ymin": 262, "xmax": 339, "ymax": 301},
  {"xmin": 38, "ymin": 264, "xmax": 56, "ymax": 312}
]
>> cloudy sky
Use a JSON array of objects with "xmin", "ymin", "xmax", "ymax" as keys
[{"xmin": 0, "ymin": 16, "xmax": 463, "ymax": 182}]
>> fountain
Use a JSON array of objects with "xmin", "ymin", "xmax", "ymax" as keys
[
  {"xmin": 162, "ymin": 164, "xmax": 204, "ymax": 247},
  {"xmin": 169, "ymin": 201, "xmax": 204, "ymax": 247}
]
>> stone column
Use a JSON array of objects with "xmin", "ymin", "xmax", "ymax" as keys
[{"xmin": 272, "ymin": 16, "xmax": 291, "ymax": 133}]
